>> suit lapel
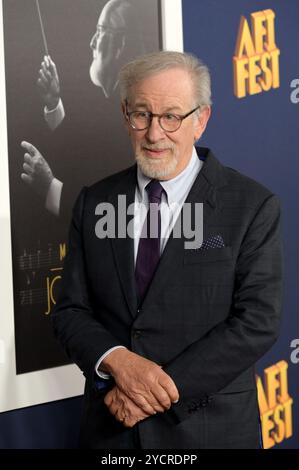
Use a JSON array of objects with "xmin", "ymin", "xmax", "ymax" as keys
[
  {"xmin": 108, "ymin": 148, "xmax": 228, "ymax": 319},
  {"xmin": 140, "ymin": 148, "xmax": 227, "ymax": 313},
  {"xmin": 108, "ymin": 165, "xmax": 138, "ymax": 318}
]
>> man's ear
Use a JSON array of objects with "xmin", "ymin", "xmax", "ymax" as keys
[
  {"xmin": 194, "ymin": 106, "xmax": 211, "ymax": 141},
  {"xmin": 121, "ymin": 101, "xmax": 127, "ymax": 119},
  {"xmin": 121, "ymin": 101, "xmax": 130, "ymax": 131}
]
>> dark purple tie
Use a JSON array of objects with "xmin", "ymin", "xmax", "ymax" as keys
[{"xmin": 135, "ymin": 179, "xmax": 164, "ymax": 304}]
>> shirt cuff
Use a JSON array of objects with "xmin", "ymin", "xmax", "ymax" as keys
[
  {"xmin": 95, "ymin": 346, "xmax": 127, "ymax": 379},
  {"xmin": 45, "ymin": 178, "xmax": 63, "ymax": 216},
  {"xmin": 44, "ymin": 98, "xmax": 65, "ymax": 131}
]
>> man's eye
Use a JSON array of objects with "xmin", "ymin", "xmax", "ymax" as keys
[
  {"xmin": 163, "ymin": 114, "xmax": 177, "ymax": 121},
  {"xmin": 135, "ymin": 112, "xmax": 148, "ymax": 119}
]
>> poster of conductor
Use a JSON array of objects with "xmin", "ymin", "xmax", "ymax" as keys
[{"xmin": 2, "ymin": 0, "xmax": 161, "ymax": 375}]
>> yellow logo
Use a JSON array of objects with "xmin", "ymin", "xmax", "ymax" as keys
[
  {"xmin": 233, "ymin": 9, "xmax": 280, "ymax": 98},
  {"xmin": 45, "ymin": 243, "xmax": 66, "ymax": 315},
  {"xmin": 256, "ymin": 360, "xmax": 293, "ymax": 449}
]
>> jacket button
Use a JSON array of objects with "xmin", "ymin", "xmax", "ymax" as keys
[
  {"xmin": 188, "ymin": 401, "xmax": 197, "ymax": 413},
  {"xmin": 133, "ymin": 329, "xmax": 142, "ymax": 339}
]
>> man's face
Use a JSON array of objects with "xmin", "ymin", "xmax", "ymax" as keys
[
  {"xmin": 89, "ymin": 7, "xmax": 115, "ymax": 91},
  {"xmin": 123, "ymin": 68, "xmax": 210, "ymax": 180}
]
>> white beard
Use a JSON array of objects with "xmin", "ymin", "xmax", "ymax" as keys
[
  {"xmin": 89, "ymin": 60, "xmax": 102, "ymax": 87},
  {"xmin": 135, "ymin": 149, "xmax": 179, "ymax": 179}
]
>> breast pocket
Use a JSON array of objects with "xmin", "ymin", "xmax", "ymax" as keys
[{"xmin": 183, "ymin": 246, "xmax": 233, "ymax": 264}]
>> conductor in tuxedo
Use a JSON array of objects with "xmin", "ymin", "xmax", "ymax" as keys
[{"xmin": 52, "ymin": 51, "xmax": 283, "ymax": 449}]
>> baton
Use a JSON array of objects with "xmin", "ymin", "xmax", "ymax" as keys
[{"xmin": 35, "ymin": 0, "xmax": 49, "ymax": 56}]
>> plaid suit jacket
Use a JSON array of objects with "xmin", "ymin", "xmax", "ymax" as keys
[{"xmin": 52, "ymin": 147, "xmax": 282, "ymax": 449}]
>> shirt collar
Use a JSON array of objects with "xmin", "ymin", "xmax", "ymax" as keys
[{"xmin": 136, "ymin": 146, "xmax": 202, "ymax": 205}]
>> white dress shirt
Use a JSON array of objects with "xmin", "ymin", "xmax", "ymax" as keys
[
  {"xmin": 95, "ymin": 146, "xmax": 203, "ymax": 378},
  {"xmin": 44, "ymin": 98, "xmax": 65, "ymax": 131},
  {"xmin": 44, "ymin": 99, "xmax": 65, "ymax": 215}
]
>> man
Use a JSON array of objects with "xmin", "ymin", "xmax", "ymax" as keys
[
  {"xmin": 20, "ymin": 0, "xmax": 149, "ymax": 217},
  {"xmin": 89, "ymin": 0, "xmax": 144, "ymax": 98},
  {"xmin": 52, "ymin": 51, "xmax": 283, "ymax": 449},
  {"xmin": 33, "ymin": 0, "xmax": 145, "ymax": 131}
]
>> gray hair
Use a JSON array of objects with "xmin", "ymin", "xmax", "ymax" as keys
[{"xmin": 118, "ymin": 50, "xmax": 212, "ymax": 108}]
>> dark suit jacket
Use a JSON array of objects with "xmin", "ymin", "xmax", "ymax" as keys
[{"xmin": 52, "ymin": 147, "xmax": 283, "ymax": 449}]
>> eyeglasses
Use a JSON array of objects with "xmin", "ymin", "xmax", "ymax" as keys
[
  {"xmin": 125, "ymin": 101, "xmax": 201, "ymax": 133},
  {"xmin": 95, "ymin": 24, "xmax": 126, "ymax": 36}
]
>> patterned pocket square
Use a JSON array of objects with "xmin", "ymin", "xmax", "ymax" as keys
[{"xmin": 198, "ymin": 234, "xmax": 225, "ymax": 251}]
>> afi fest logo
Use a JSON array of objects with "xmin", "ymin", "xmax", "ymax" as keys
[
  {"xmin": 233, "ymin": 9, "xmax": 280, "ymax": 98},
  {"xmin": 256, "ymin": 360, "xmax": 293, "ymax": 449}
]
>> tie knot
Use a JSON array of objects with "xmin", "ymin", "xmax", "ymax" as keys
[{"xmin": 146, "ymin": 180, "xmax": 164, "ymax": 204}]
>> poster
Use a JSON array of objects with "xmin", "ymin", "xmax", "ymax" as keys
[
  {"xmin": 0, "ymin": 0, "xmax": 182, "ymax": 412},
  {"xmin": 3, "ymin": 0, "xmax": 161, "ymax": 374}
]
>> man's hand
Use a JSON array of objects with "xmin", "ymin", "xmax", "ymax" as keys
[
  {"xmin": 101, "ymin": 349, "xmax": 179, "ymax": 416},
  {"xmin": 104, "ymin": 386, "xmax": 152, "ymax": 428},
  {"xmin": 37, "ymin": 55, "xmax": 60, "ymax": 110},
  {"xmin": 21, "ymin": 141, "xmax": 54, "ymax": 200}
]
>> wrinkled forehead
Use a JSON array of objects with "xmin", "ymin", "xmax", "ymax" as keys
[{"xmin": 128, "ymin": 69, "xmax": 195, "ymax": 108}]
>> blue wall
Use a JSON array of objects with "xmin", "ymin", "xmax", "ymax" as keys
[
  {"xmin": 183, "ymin": 0, "xmax": 299, "ymax": 449},
  {"xmin": 0, "ymin": 397, "xmax": 82, "ymax": 449}
]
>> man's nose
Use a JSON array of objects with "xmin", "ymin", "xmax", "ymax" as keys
[{"xmin": 145, "ymin": 117, "xmax": 166, "ymax": 142}]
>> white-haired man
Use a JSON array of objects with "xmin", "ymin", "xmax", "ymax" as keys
[{"xmin": 53, "ymin": 51, "xmax": 282, "ymax": 449}]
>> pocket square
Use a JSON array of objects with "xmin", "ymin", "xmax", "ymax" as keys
[{"xmin": 198, "ymin": 234, "xmax": 225, "ymax": 251}]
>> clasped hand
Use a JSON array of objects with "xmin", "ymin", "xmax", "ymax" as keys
[{"xmin": 103, "ymin": 350, "xmax": 179, "ymax": 427}]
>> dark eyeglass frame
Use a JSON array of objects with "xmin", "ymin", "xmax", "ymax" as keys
[{"xmin": 125, "ymin": 100, "xmax": 201, "ymax": 133}]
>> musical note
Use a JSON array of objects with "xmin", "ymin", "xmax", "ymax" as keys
[
  {"xmin": 17, "ymin": 243, "xmax": 66, "ymax": 312},
  {"xmin": 18, "ymin": 244, "xmax": 66, "ymax": 270}
]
